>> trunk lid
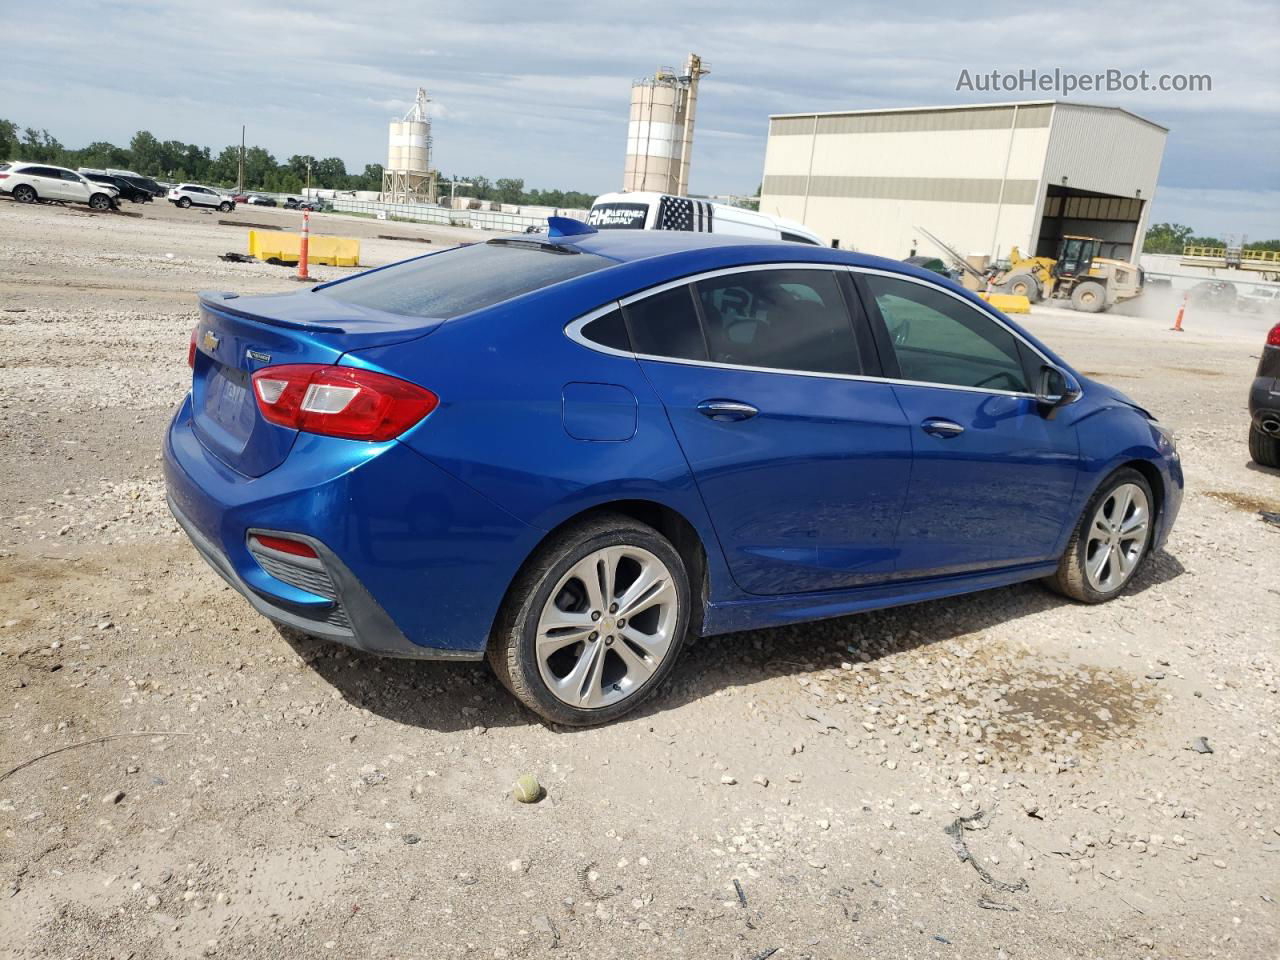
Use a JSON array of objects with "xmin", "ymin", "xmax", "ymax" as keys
[{"xmin": 190, "ymin": 290, "xmax": 443, "ymax": 477}]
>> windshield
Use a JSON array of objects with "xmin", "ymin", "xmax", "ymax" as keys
[{"xmin": 315, "ymin": 240, "xmax": 614, "ymax": 319}]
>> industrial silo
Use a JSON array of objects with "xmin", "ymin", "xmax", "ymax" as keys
[
  {"xmin": 381, "ymin": 88, "xmax": 438, "ymax": 204},
  {"xmin": 623, "ymin": 54, "xmax": 709, "ymax": 196}
]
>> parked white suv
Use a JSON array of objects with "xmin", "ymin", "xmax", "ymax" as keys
[
  {"xmin": 0, "ymin": 161, "xmax": 119, "ymax": 210},
  {"xmin": 168, "ymin": 184, "xmax": 235, "ymax": 212}
]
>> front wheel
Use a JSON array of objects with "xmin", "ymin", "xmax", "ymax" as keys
[
  {"xmin": 219, "ymin": 201, "xmax": 232, "ymax": 212},
  {"xmin": 488, "ymin": 514, "xmax": 690, "ymax": 726},
  {"xmin": 1047, "ymin": 468, "xmax": 1154, "ymax": 603},
  {"xmin": 88, "ymin": 193, "xmax": 111, "ymax": 211},
  {"xmin": 1000, "ymin": 273, "xmax": 1039, "ymax": 300}
]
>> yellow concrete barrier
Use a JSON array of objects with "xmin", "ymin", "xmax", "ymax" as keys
[
  {"xmin": 979, "ymin": 292, "xmax": 1031, "ymax": 314},
  {"xmin": 249, "ymin": 230, "xmax": 360, "ymax": 267}
]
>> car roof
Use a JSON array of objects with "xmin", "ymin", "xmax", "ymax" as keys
[{"xmin": 555, "ymin": 228, "xmax": 934, "ymax": 278}]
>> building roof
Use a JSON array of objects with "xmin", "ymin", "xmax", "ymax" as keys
[{"xmin": 769, "ymin": 100, "xmax": 1168, "ymax": 133}]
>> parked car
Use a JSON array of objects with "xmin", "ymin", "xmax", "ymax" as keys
[
  {"xmin": 165, "ymin": 219, "xmax": 1183, "ymax": 725},
  {"xmin": 283, "ymin": 196, "xmax": 303, "ymax": 209},
  {"xmin": 230, "ymin": 193, "xmax": 250, "ymax": 205},
  {"xmin": 82, "ymin": 172, "xmax": 151, "ymax": 203},
  {"xmin": 120, "ymin": 174, "xmax": 166, "ymax": 198},
  {"xmin": 283, "ymin": 196, "xmax": 326, "ymax": 211},
  {"xmin": 1240, "ymin": 286, "xmax": 1280, "ymax": 315},
  {"xmin": 1187, "ymin": 280, "xmax": 1238, "ymax": 311},
  {"xmin": 1248, "ymin": 320, "xmax": 1280, "ymax": 468},
  {"xmin": 0, "ymin": 162, "xmax": 118, "ymax": 210},
  {"xmin": 590, "ymin": 190, "xmax": 822, "ymax": 245},
  {"xmin": 247, "ymin": 195, "xmax": 278, "ymax": 207},
  {"xmin": 168, "ymin": 184, "xmax": 235, "ymax": 212}
]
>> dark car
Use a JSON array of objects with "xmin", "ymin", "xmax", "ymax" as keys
[
  {"xmin": 165, "ymin": 217, "xmax": 1183, "ymax": 725},
  {"xmin": 121, "ymin": 175, "xmax": 165, "ymax": 198},
  {"xmin": 1188, "ymin": 280, "xmax": 1238, "ymax": 311},
  {"xmin": 247, "ymin": 195, "xmax": 278, "ymax": 207},
  {"xmin": 1248, "ymin": 320, "xmax": 1280, "ymax": 467},
  {"xmin": 93, "ymin": 174, "xmax": 152, "ymax": 203}
]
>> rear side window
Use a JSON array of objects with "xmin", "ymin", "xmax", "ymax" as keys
[
  {"xmin": 695, "ymin": 269, "xmax": 862, "ymax": 375},
  {"xmin": 317, "ymin": 240, "xmax": 613, "ymax": 319},
  {"xmin": 580, "ymin": 309, "xmax": 630, "ymax": 351},
  {"xmin": 624, "ymin": 286, "xmax": 706, "ymax": 361}
]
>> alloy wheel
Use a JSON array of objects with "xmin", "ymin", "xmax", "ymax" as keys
[
  {"xmin": 1084, "ymin": 482, "xmax": 1150, "ymax": 592},
  {"xmin": 535, "ymin": 545, "xmax": 679, "ymax": 709}
]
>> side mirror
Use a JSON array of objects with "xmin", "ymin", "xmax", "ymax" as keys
[{"xmin": 1037, "ymin": 364, "xmax": 1082, "ymax": 412}]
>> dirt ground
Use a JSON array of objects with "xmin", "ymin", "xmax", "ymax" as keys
[{"xmin": 1, "ymin": 197, "xmax": 1277, "ymax": 960}]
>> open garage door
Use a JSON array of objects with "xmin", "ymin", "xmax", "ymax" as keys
[{"xmin": 1036, "ymin": 186, "xmax": 1144, "ymax": 263}]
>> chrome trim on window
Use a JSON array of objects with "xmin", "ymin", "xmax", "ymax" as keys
[{"xmin": 562, "ymin": 261, "xmax": 1075, "ymax": 402}]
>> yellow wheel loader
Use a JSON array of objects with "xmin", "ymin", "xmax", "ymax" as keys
[{"xmin": 994, "ymin": 236, "xmax": 1144, "ymax": 313}]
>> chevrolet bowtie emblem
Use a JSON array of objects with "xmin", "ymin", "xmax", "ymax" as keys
[{"xmin": 202, "ymin": 331, "xmax": 220, "ymax": 352}]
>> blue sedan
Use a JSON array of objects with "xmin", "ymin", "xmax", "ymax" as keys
[{"xmin": 163, "ymin": 218, "xmax": 1183, "ymax": 725}]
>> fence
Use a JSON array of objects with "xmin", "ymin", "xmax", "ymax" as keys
[{"xmin": 325, "ymin": 197, "xmax": 584, "ymax": 233}]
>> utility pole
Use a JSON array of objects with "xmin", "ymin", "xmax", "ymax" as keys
[
  {"xmin": 448, "ymin": 177, "xmax": 473, "ymax": 207},
  {"xmin": 305, "ymin": 159, "xmax": 312, "ymax": 197},
  {"xmin": 237, "ymin": 125, "xmax": 245, "ymax": 193}
]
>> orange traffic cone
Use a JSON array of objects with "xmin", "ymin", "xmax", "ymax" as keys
[
  {"xmin": 1171, "ymin": 293, "xmax": 1186, "ymax": 332},
  {"xmin": 296, "ymin": 210, "xmax": 311, "ymax": 281}
]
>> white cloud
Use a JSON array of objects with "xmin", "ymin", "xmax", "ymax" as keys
[{"xmin": 0, "ymin": 0, "xmax": 1275, "ymax": 227}]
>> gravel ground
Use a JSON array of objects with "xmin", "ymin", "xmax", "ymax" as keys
[{"xmin": 1, "ymin": 198, "xmax": 1278, "ymax": 960}]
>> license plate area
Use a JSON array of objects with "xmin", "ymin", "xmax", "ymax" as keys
[{"xmin": 205, "ymin": 364, "xmax": 254, "ymax": 442}]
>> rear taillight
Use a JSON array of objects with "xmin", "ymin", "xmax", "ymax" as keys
[
  {"xmin": 187, "ymin": 326, "xmax": 197, "ymax": 368},
  {"xmin": 1268, "ymin": 323, "xmax": 1280, "ymax": 347},
  {"xmin": 251, "ymin": 364, "xmax": 438, "ymax": 441},
  {"xmin": 0, "ymin": 173, "xmax": 9, "ymax": 180},
  {"xmin": 249, "ymin": 534, "xmax": 318, "ymax": 558}
]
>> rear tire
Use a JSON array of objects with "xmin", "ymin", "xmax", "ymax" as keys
[
  {"xmin": 1071, "ymin": 281, "xmax": 1107, "ymax": 313},
  {"xmin": 1047, "ymin": 467, "xmax": 1154, "ymax": 603},
  {"xmin": 178, "ymin": 197, "xmax": 191, "ymax": 208},
  {"xmin": 1249, "ymin": 424, "xmax": 1280, "ymax": 468},
  {"xmin": 13, "ymin": 184, "xmax": 37, "ymax": 203},
  {"xmin": 488, "ymin": 513, "xmax": 691, "ymax": 726}
]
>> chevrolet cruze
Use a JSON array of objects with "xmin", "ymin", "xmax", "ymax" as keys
[{"xmin": 163, "ymin": 219, "xmax": 1183, "ymax": 725}]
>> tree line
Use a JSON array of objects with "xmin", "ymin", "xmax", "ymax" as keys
[
  {"xmin": 1142, "ymin": 222, "xmax": 1279, "ymax": 254},
  {"xmin": 0, "ymin": 120, "xmax": 597, "ymax": 206}
]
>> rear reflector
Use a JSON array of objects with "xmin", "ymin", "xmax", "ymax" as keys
[
  {"xmin": 1268, "ymin": 323, "xmax": 1280, "ymax": 347},
  {"xmin": 251, "ymin": 364, "xmax": 438, "ymax": 441},
  {"xmin": 250, "ymin": 534, "xmax": 319, "ymax": 558},
  {"xmin": 187, "ymin": 326, "xmax": 198, "ymax": 368}
]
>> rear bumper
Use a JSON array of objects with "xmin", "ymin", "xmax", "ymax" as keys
[
  {"xmin": 163, "ymin": 392, "xmax": 540, "ymax": 660},
  {"xmin": 167, "ymin": 493, "xmax": 457, "ymax": 658},
  {"xmin": 1248, "ymin": 375, "xmax": 1280, "ymax": 431}
]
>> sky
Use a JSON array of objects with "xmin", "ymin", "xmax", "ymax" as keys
[{"xmin": 4, "ymin": 0, "xmax": 1278, "ymax": 238}]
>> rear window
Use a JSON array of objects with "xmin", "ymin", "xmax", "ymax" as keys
[{"xmin": 316, "ymin": 241, "xmax": 614, "ymax": 319}]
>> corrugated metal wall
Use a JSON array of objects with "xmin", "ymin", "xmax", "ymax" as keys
[{"xmin": 1042, "ymin": 105, "xmax": 1166, "ymax": 200}]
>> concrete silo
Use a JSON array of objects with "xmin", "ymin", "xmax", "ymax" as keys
[
  {"xmin": 380, "ymin": 88, "xmax": 439, "ymax": 204},
  {"xmin": 623, "ymin": 53, "xmax": 709, "ymax": 196}
]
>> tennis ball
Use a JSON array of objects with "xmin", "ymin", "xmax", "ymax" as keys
[{"xmin": 512, "ymin": 774, "xmax": 542, "ymax": 804}]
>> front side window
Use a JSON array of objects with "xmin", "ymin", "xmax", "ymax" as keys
[
  {"xmin": 863, "ymin": 274, "xmax": 1031, "ymax": 393},
  {"xmin": 695, "ymin": 269, "xmax": 862, "ymax": 375},
  {"xmin": 317, "ymin": 240, "xmax": 612, "ymax": 320}
]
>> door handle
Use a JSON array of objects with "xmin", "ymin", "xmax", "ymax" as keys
[
  {"xmin": 921, "ymin": 417, "xmax": 965, "ymax": 438},
  {"xmin": 697, "ymin": 399, "xmax": 758, "ymax": 422}
]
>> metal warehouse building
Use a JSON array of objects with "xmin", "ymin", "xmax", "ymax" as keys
[{"xmin": 759, "ymin": 100, "xmax": 1167, "ymax": 265}]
